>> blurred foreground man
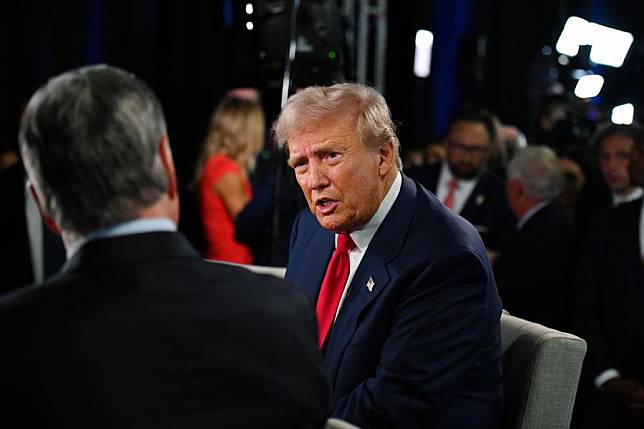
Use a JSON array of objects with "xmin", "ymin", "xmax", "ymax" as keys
[
  {"xmin": 275, "ymin": 83, "xmax": 503, "ymax": 429},
  {"xmin": 0, "ymin": 65, "xmax": 329, "ymax": 429}
]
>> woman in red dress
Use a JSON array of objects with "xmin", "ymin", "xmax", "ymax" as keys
[{"xmin": 193, "ymin": 94, "xmax": 265, "ymax": 263}]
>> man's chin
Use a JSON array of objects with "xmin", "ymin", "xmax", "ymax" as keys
[
  {"xmin": 449, "ymin": 163, "xmax": 480, "ymax": 180},
  {"xmin": 314, "ymin": 213, "xmax": 350, "ymax": 234},
  {"xmin": 453, "ymin": 170, "xmax": 479, "ymax": 180}
]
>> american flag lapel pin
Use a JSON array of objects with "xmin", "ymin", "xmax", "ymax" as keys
[{"xmin": 366, "ymin": 277, "xmax": 375, "ymax": 292}]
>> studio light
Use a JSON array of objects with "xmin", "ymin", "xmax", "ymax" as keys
[
  {"xmin": 588, "ymin": 23, "xmax": 634, "ymax": 68},
  {"xmin": 555, "ymin": 16, "xmax": 633, "ymax": 68},
  {"xmin": 245, "ymin": 3, "xmax": 253, "ymax": 15},
  {"xmin": 556, "ymin": 16, "xmax": 590, "ymax": 57},
  {"xmin": 246, "ymin": 21, "xmax": 254, "ymax": 31},
  {"xmin": 414, "ymin": 30, "xmax": 433, "ymax": 78},
  {"xmin": 574, "ymin": 74, "xmax": 604, "ymax": 98},
  {"xmin": 611, "ymin": 103, "xmax": 634, "ymax": 125}
]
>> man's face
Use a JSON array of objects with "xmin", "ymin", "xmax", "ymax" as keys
[
  {"xmin": 287, "ymin": 116, "xmax": 388, "ymax": 233},
  {"xmin": 446, "ymin": 121, "xmax": 491, "ymax": 179},
  {"xmin": 629, "ymin": 141, "xmax": 644, "ymax": 187},
  {"xmin": 599, "ymin": 135, "xmax": 634, "ymax": 194}
]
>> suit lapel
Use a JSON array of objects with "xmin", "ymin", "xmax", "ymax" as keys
[
  {"xmin": 324, "ymin": 175, "xmax": 418, "ymax": 380},
  {"xmin": 287, "ymin": 223, "xmax": 335, "ymax": 302}
]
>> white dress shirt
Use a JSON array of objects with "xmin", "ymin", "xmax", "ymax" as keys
[
  {"xmin": 435, "ymin": 162, "xmax": 479, "ymax": 214},
  {"xmin": 333, "ymin": 172, "xmax": 402, "ymax": 321},
  {"xmin": 612, "ymin": 186, "xmax": 643, "ymax": 207}
]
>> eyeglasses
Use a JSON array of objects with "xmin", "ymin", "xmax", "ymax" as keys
[{"xmin": 447, "ymin": 140, "xmax": 489, "ymax": 156}]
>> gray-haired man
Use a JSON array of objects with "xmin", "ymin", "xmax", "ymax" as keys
[{"xmin": 0, "ymin": 65, "xmax": 329, "ymax": 429}]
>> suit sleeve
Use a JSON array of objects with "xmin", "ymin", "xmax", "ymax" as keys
[{"xmin": 333, "ymin": 249, "xmax": 497, "ymax": 428}]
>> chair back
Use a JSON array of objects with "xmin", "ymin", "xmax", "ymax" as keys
[{"xmin": 501, "ymin": 313, "xmax": 586, "ymax": 429}]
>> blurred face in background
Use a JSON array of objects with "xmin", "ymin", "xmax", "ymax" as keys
[
  {"xmin": 446, "ymin": 120, "xmax": 491, "ymax": 180},
  {"xmin": 599, "ymin": 134, "xmax": 635, "ymax": 195},
  {"xmin": 630, "ymin": 140, "xmax": 644, "ymax": 187}
]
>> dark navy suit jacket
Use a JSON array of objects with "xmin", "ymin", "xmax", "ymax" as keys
[
  {"xmin": 406, "ymin": 163, "xmax": 516, "ymax": 252},
  {"xmin": 287, "ymin": 174, "xmax": 503, "ymax": 429}
]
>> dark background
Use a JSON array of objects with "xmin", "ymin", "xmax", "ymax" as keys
[{"xmin": 5, "ymin": 0, "xmax": 643, "ymax": 236}]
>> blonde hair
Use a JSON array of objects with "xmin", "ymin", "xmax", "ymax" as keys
[
  {"xmin": 272, "ymin": 83, "xmax": 402, "ymax": 170},
  {"xmin": 193, "ymin": 95, "xmax": 265, "ymax": 184}
]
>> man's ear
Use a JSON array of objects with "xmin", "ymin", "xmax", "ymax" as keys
[
  {"xmin": 158, "ymin": 135, "xmax": 177, "ymax": 200},
  {"xmin": 378, "ymin": 140, "xmax": 396, "ymax": 176},
  {"xmin": 28, "ymin": 182, "xmax": 61, "ymax": 235}
]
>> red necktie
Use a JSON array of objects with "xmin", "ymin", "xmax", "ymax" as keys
[
  {"xmin": 443, "ymin": 178, "xmax": 458, "ymax": 210},
  {"xmin": 316, "ymin": 233, "xmax": 356, "ymax": 348}
]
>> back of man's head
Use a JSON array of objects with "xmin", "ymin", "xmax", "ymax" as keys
[
  {"xmin": 19, "ymin": 65, "xmax": 169, "ymax": 236},
  {"xmin": 507, "ymin": 146, "xmax": 564, "ymax": 201}
]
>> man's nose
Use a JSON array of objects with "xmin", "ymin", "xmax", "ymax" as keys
[{"xmin": 306, "ymin": 163, "xmax": 329, "ymax": 190}]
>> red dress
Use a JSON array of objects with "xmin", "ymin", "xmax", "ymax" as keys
[{"xmin": 199, "ymin": 155, "xmax": 254, "ymax": 263}]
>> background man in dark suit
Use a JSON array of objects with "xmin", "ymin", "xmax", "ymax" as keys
[
  {"xmin": 406, "ymin": 110, "xmax": 515, "ymax": 259},
  {"xmin": 0, "ymin": 64, "xmax": 330, "ymax": 429},
  {"xmin": 273, "ymin": 83, "xmax": 503, "ymax": 428},
  {"xmin": 493, "ymin": 146, "xmax": 576, "ymax": 330},
  {"xmin": 578, "ymin": 123, "xmax": 644, "ymax": 428}
]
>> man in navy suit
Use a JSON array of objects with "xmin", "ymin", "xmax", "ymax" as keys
[
  {"xmin": 0, "ymin": 65, "xmax": 330, "ymax": 428},
  {"xmin": 406, "ymin": 110, "xmax": 515, "ymax": 258},
  {"xmin": 273, "ymin": 83, "xmax": 503, "ymax": 428}
]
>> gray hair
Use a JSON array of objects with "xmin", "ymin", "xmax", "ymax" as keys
[
  {"xmin": 272, "ymin": 83, "xmax": 402, "ymax": 170},
  {"xmin": 19, "ymin": 64, "xmax": 168, "ymax": 235},
  {"xmin": 507, "ymin": 146, "xmax": 564, "ymax": 200}
]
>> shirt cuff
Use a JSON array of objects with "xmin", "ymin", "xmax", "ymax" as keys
[{"xmin": 595, "ymin": 369, "xmax": 621, "ymax": 389}]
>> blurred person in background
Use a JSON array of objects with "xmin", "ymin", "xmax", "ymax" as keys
[
  {"xmin": 579, "ymin": 123, "xmax": 644, "ymax": 429},
  {"xmin": 596, "ymin": 124, "xmax": 643, "ymax": 207},
  {"xmin": 193, "ymin": 93, "xmax": 264, "ymax": 264},
  {"xmin": 424, "ymin": 141, "xmax": 447, "ymax": 164},
  {"xmin": 406, "ymin": 109, "xmax": 515, "ymax": 260},
  {"xmin": 494, "ymin": 146, "xmax": 576, "ymax": 330}
]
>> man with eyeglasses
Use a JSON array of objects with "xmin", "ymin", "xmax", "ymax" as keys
[{"xmin": 407, "ymin": 110, "xmax": 515, "ymax": 260}]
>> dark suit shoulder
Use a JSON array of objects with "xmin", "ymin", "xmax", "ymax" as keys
[
  {"xmin": 476, "ymin": 169, "xmax": 506, "ymax": 195},
  {"xmin": 409, "ymin": 182, "xmax": 489, "ymax": 259}
]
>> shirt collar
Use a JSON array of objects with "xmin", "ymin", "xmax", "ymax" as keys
[
  {"xmin": 67, "ymin": 217, "xmax": 177, "ymax": 259},
  {"xmin": 336, "ymin": 171, "xmax": 402, "ymax": 251},
  {"xmin": 517, "ymin": 200, "xmax": 551, "ymax": 230},
  {"xmin": 613, "ymin": 187, "xmax": 643, "ymax": 206}
]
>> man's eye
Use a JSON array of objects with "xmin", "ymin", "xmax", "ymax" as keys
[
  {"xmin": 294, "ymin": 160, "xmax": 308, "ymax": 169},
  {"xmin": 327, "ymin": 152, "xmax": 340, "ymax": 160}
]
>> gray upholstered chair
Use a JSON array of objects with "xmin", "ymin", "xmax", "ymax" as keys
[{"xmin": 501, "ymin": 312, "xmax": 586, "ymax": 429}]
